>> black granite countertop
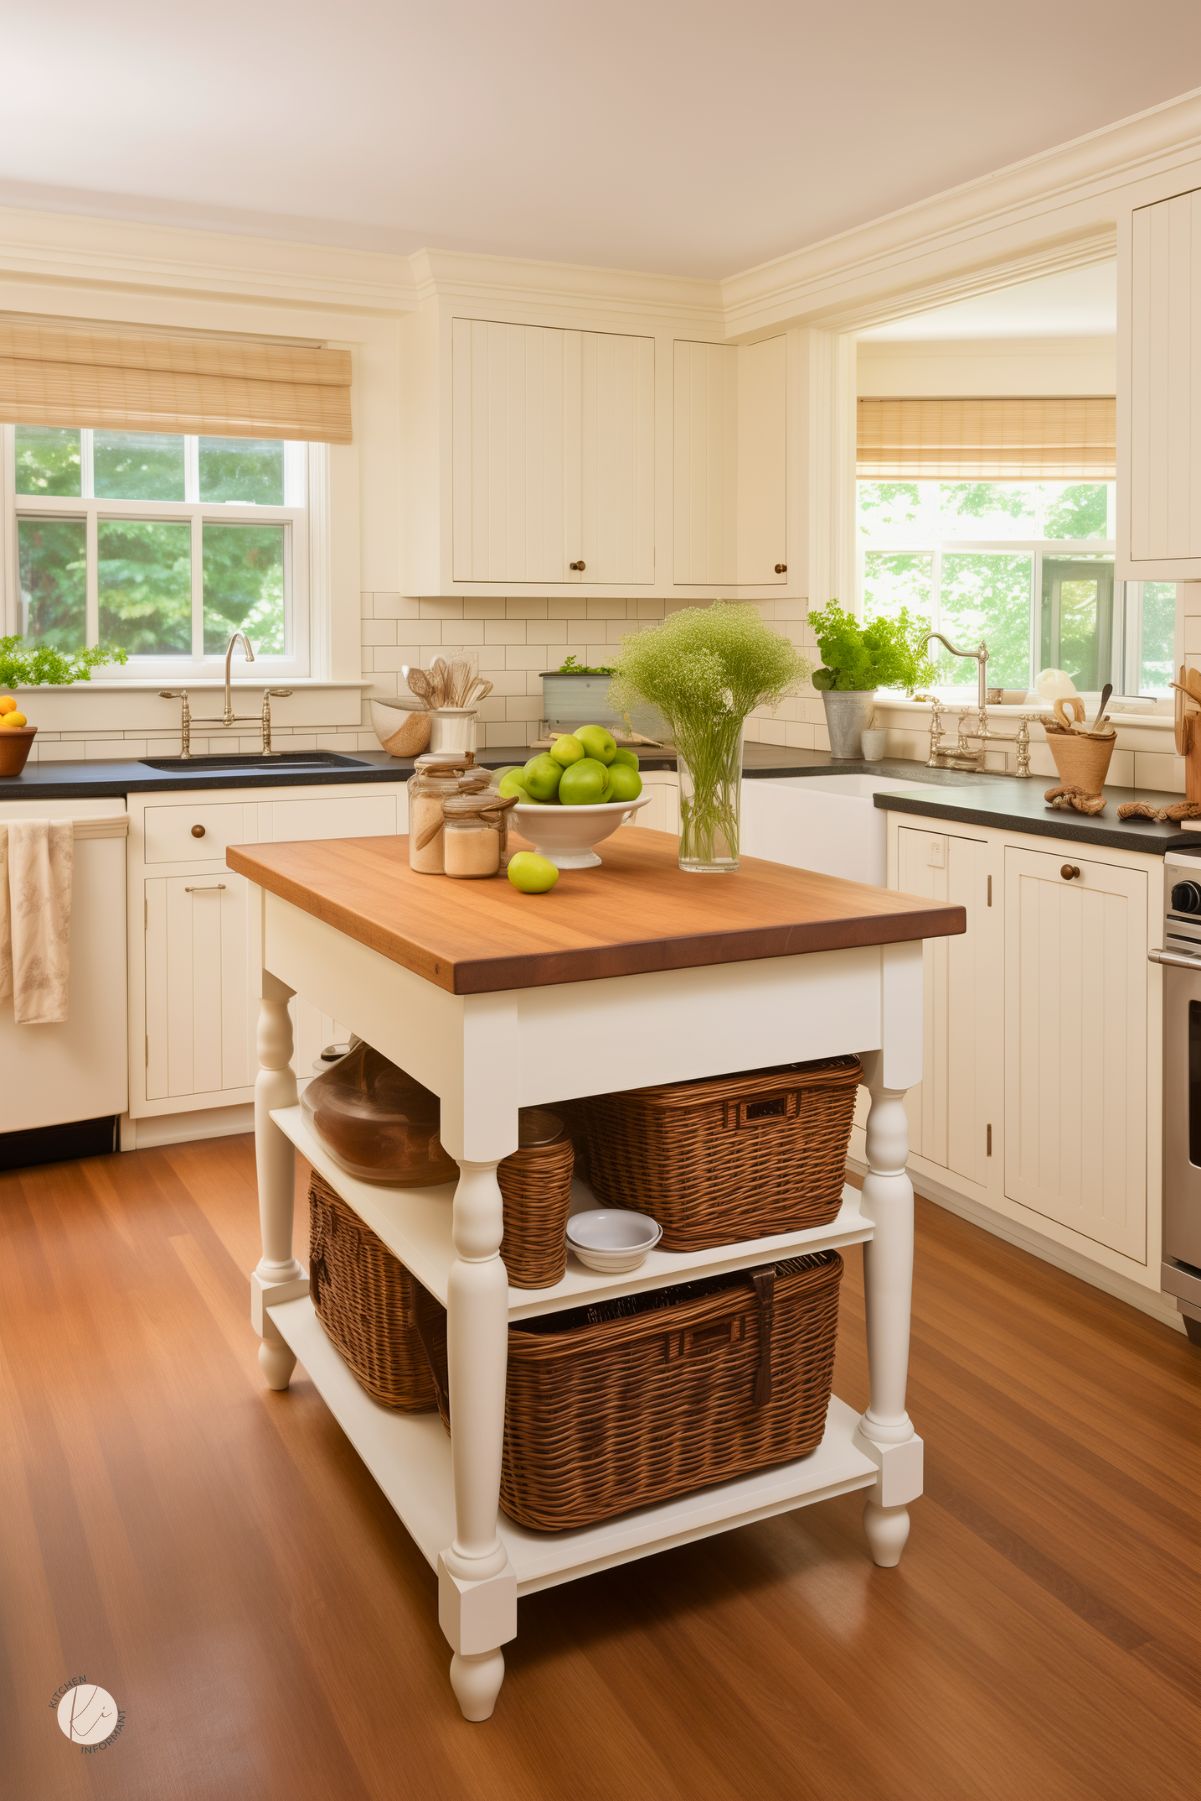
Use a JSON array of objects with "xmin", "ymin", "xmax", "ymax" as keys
[
  {"xmin": 874, "ymin": 776, "xmax": 1201, "ymax": 855},
  {"xmin": 1, "ymin": 744, "xmax": 1195, "ymax": 856},
  {"xmin": 0, "ymin": 742, "xmax": 955, "ymax": 801}
]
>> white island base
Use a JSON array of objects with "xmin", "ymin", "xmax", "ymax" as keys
[{"xmin": 238, "ymin": 838, "xmax": 938, "ymax": 1721}]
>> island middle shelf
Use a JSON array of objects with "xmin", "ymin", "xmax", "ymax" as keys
[{"xmin": 271, "ymin": 1102, "xmax": 875, "ymax": 1320}]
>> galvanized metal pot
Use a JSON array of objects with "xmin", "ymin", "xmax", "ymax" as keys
[{"xmin": 820, "ymin": 690, "xmax": 876, "ymax": 759}]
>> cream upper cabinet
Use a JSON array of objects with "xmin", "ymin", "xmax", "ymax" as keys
[
  {"xmin": 1119, "ymin": 180, "xmax": 1201, "ymax": 578},
  {"xmin": 450, "ymin": 319, "xmax": 654, "ymax": 586},
  {"xmin": 1002, "ymin": 845, "xmax": 1148, "ymax": 1261},
  {"xmin": 894, "ymin": 825, "xmax": 998, "ymax": 1189},
  {"xmin": 672, "ymin": 336, "xmax": 788, "ymax": 587}
]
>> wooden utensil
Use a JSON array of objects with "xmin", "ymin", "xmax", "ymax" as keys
[
  {"xmin": 1053, "ymin": 696, "xmax": 1086, "ymax": 731},
  {"xmin": 1090, "ymin": 683, "xmax": 1112, "ymax": 731}
]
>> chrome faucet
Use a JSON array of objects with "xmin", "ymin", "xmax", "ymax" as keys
[
  {"xmin": 919, "ymin": 633, "xmax": 991, "ymax": 768},
  {"xmin": 223, "ymin": 631, "xmax": 255, "ymax": 725}
]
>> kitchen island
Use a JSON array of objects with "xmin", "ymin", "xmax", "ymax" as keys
[{"xmin": 227, "ymin": 827, "xmax": 964, "ymax": 1721}]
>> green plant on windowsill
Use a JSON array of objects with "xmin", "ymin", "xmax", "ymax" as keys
[
  {"xmin": 557, "ymin": 654, "xmax": 616, "ymax": 676},
  {"xmin": 807, "ymin": 602, "xmax": 934, "ymax": 693},
  {"xmin": 0, "ymin": 637, "xmax": 129, "ymax": 688}
]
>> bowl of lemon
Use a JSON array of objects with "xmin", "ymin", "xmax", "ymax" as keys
[
  {"xmin": 497, "ymin": 726, "xmax": 650, "ymax": 869},
  {"xmin": 0, "ymin": 696, "xmax": 35, "ymax": 777}
]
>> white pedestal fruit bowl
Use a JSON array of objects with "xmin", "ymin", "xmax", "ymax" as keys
[{"xmin": 509, "ymin": 794, "xmax": 652, "ymax": 868}]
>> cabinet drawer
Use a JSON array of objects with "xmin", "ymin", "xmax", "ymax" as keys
[{"xmin": 144, "ymin": 802, "xmax": 256, "ymax": 864}]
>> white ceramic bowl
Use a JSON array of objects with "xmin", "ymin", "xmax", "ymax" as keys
[
  {"xmin": 510, "ymin": 793, "xmax": 651, "ymax": 869},
  {"xmin": 370, "ymin": 698, "xmax": 431, "ymax": 758},
  {"xmin": 566, "ymin": 1209, "xmax": 662, "ymax": 1272}
]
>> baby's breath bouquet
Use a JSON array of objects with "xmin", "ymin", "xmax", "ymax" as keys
[{"xmin": 611, "ymin": 603, "xmax": 809, "ymax": 871}]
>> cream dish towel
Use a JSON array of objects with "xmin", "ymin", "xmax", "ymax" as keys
[{"xmin": 0, "ymin": 820, "xmax": 74, "ymax": 1024}]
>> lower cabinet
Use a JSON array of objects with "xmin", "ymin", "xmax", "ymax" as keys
[
  {"xmin": 1002, "ymin": 844, "xmax": 1149, "ymax": 1260},
  {"xmin": 894, "ymin": 825, "xmax": 996, "ymax": 1188},
  {"xmin": 886, "ymin": 814, "xmax": 1158, "ymax": 1290},
  {"xmin": 144, "ymin": 873, "xmax": 256, "ymax": 1101},
  {"xmin": 130, "ymin": 782, "xmax": 405, "ymax": 1118}
]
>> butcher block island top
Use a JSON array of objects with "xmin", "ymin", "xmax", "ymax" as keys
[{"xmin": 226, "ymin": 826, "xmax": 964, "ymax": 994}]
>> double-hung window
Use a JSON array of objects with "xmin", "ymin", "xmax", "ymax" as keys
[
  {"xmin": 858, "ymin": 478, "xmax": 1175, "ymax": 699},
  {"xmin": 3, "ymin": 424, "xmax": 311, "ymax": 679}
]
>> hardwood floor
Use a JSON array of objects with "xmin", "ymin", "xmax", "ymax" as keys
[{"xmin": 1, "ymin": 1135, "xmax": 1197, "ymax": 1801}]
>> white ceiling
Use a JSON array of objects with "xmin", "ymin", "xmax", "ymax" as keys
[
  {"xmin": 860, "ymin": 262, "xmax": 1118, "ymax": 340},
  {"xmin": 3, "ymin": 5, "xmax": 1200, "ymax": 278}
]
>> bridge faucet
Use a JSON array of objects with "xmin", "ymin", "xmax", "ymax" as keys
[{"xmin": 919, "ymin": 633, "xmax": 991, "ymax": 767}]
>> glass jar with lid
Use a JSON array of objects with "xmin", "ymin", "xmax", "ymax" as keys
[
  {"xmin": 441, "ymin": 791, "xmax": 517, "ymax": 879},
  {"xmin": 408, "ymin": 754, "xmax": 488, "ymax": 874}
]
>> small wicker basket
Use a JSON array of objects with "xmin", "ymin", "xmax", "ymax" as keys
[
  {"xmin": 417, "ymin": 1251, "xmax": 842, "ymax": 1532},
  {"xmin": 308, "ymin": 1171, "xmax": 437, "ymax": 1411},
  {"xmin": 1044, "ymin": 724, "xmax": 1116, "ymax": 795},
  {"xmin": 498, "ymin": 1111, "xmax": 574, "ymax": 1288},
  {"xmin": 574, "ymin": 1058, "xmax": 861, "ymax": 1250}
]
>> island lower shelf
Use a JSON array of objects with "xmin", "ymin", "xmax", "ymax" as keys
[
  {"xmin": 271, "ymin": 1103, "xmax": 874, "ymax": 1320},
  {"xmin": 267, "ymin": 1291, "xmax": 879, "ymax": 1596}
]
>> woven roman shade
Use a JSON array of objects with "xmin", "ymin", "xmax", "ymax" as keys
[
  {"xmin": 857, "ymin": 396, "xmax": 1115, "ymax": 480},
  {"xmin": 0, "ymin": 316, "xmax": 352, "ymax": 444}
]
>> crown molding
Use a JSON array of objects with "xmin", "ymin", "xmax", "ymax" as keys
[
  {"xmin": 0, "ymin": 206, "xmax": 420, "ymax": 315},
  {"xmin": 408, "ymin": 247, "xmax": 724, "ymax": 328},
  {"xmin": 721, "ymin": 87, "xmax": 1201, "ymax": 335}
]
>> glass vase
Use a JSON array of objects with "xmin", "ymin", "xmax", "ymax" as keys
[{"xmin": 676, "ymin": 724, "xmax": 743, "ymax": 873}]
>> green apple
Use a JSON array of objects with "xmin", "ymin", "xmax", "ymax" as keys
[
  {"xmin": 558, "ymin": 757, "xmax": 611, "ymax": 806},
  {"xmin": 490, "ymin": 764, "xmax": 523, "ymax": 786},
  {"xmin": 523, "ymin": 753, "xmax": 564, "ymax": 802},
  {"xmin": 612, "ymin": 746, "xmax": 640, "ymax": 770},
  {"xmin": 549, "ymin": 734, "xmax": 585, "ymax": 767},
  {"xmin": 574, "ymin": 723, "xmax": 617, "ymax": 765},
  {"xmin": 606, "ymin": 763, "xmax": 643, "ymax": 803},
  {"xmin": 507, "ymin": 851, "xmax": 559, "ymax": 893},
  {"xmin": 497, "ymin": 770, "xmax": 533, "ymax": 800}
]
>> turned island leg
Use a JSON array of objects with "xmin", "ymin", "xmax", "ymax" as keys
[
  {"xmin": 857, "ymin": 944, "xmax": 924, "ymax": 1567},
  {"xmin": 250, "ymin": 970, "xmax": 307, "ymax": 1390},
  {"xmin": 437, "ymin": 1009, "xmax": 519, "ymax": 1722}
]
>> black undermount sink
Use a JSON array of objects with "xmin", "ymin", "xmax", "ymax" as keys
[{"xmin": 140, "ymin": 751, "xmax": 365, "ymax": 772}]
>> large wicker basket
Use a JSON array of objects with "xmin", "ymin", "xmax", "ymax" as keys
[
  {"xmin": 417, "ymin": 1251, "xmax": 842, "ymax": 1532},
  {"xmin": 575, "ymin": 1059, "xmax": 861, "ymax": 1250},
  {"xmin": 308, "ymin": 1171, "xmax": 437, "ymax": 1411}
]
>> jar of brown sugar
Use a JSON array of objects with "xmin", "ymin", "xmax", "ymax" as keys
[{"xmin": 408, "ymin": 753, "xmax": 483, "ymax": 874}]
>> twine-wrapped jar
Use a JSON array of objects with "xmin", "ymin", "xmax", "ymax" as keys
[{"xmin": 441, "ymin": 791, "xmax": 517, "ymax": 878}]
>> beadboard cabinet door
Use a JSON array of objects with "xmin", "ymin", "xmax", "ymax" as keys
[
  {"xmin": 1003, "ymin": 846, "xmax": 1148, "ymax": 1259},
  {"xmin": 451, "ymin": 319, "xmax": 570, "ymax": 584},
  {"xmin": 895, "ymin": 825, "xmax": 998, "ymax": 1188},
  {"xmin": 1119, "ymin": 180, "xmax": 1201, "ymax": 577},
  {"xmin": 672, "ymin": 336, "xmax": 788, "ymax": 587},
  {"xmin": 451, "ymin": 319, "xmax": 654, "ymax": 586},
  {"xmin": 144, "ymin": 873, "xmax": 255, "ymax": 1101}
]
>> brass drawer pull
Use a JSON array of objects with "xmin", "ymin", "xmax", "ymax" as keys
[
  {"xmin": 184, "ymin": 882, "xmax": 226, "ymax": 893},
  {"xmin": 568, "ymin": 559, "xmax": 586, "ymax": 572},
  {"xmin": 191, "ymin": 823, "xmax": 206, "ymax": 838},
  {"xmin": 1061, "ymin": 864, "xmax": 1081, "ymax": 881},
  {"xmin": 774, "ymin": 562, "xmax": 788, "ymax": 574}
]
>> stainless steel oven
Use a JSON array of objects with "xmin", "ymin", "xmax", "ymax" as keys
[{"xmin": 1151, "ymin": 850, "xmax": 1201, "ymax": 1341}]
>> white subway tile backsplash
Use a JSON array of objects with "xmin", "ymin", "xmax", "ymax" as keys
[{"xmin": 484, "ymin": 620, "xmax": 527, "ymax": 643}]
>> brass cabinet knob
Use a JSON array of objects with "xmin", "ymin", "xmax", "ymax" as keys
[
  {"xmin": 191, "ymin": 824, "xmax": 206, "ymax": 838},
  {"xmin": 569, "ymin": 559, "xmax": 586, "ymax": 572},
  {"xmin": 1060, "ymin": 863, "xmax": 1081, "ymax": 881},
  {"xmin": 774, "ymin": 562, "xmax": 788, "ymax": 574}
]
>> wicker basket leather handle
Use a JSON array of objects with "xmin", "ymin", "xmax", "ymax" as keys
[{"xmin": 724, "ymin": 1090, "xmax": 800, "ymax": 1131}]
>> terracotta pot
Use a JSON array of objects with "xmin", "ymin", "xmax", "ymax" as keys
[{"xmin": 0, "ymin": 726, "xmax": 37, "ymax": 777}]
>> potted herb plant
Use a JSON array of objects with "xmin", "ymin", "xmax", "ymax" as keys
[
  {"xmin": 540, "ymin": 654, "xmax": 668, "ymax": 743},
  {"xmin": 611, "ymin": 603, "xmax": 808, "ymax": 872},
  {"xmin": 807, "ymin": 602, "xmax": 934, "ymax": 758}
]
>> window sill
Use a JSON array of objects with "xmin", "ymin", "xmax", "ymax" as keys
[{"xmin": 9, "ymin": 680, "xmax": 370, "ymax": 734}]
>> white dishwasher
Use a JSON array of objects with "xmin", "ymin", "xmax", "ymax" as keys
[{"xmin": 0, "ymin": 796, "xmax": 129, "ymax": 1138}]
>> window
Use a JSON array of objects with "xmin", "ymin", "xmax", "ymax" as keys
[
  {"xmin": 858, "ymin": 479, "xmax": 1174, "ymax": 698},
  {"xmin": 3, "ymin": 425, "xmax": 311, "ymax": 677}
]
